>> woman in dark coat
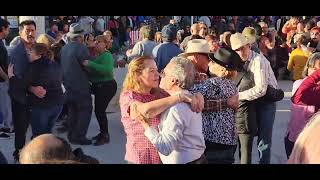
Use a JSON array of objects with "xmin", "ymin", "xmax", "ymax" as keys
[{"xmin": 8, "ymin": 43, "xmax": 64, "ymax": 138}]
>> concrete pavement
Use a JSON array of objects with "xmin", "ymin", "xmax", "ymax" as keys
[{"xmin": 0, "ymin": 80, "xmax": 293, "ymax": 164}]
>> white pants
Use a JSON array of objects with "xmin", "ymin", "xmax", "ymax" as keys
[{"xmin": 0, "ymin": 81, "xmax": 13, "ymax": 130}]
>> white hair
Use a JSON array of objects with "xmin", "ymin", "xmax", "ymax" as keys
[{"xmin": 168, "ymin": 56, "xmax": 196, "ymax": 89}]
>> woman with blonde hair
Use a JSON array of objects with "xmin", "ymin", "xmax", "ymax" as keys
[
  {"xmin": 119, "ymin": 56, "xmax": 203, "ymax": 164},
  {"xmin": 82, "ymin": 35, "xmax": 116, "ymax": 145},
  {"xmin": 36, "ymin": 34, "xmax": 55, "ymax": 48}
]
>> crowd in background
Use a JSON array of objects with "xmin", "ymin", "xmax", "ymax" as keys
[{"xmin": 1, "ymin": 16, "xmax": 320, "ymax": 164}]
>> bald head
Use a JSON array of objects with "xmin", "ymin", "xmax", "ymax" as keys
[
  {"xmin": 191, "ymin": 23, "xmax": 200, "ymax": 35},
  {"xmin": 20, "ymin": 134, "xmax": 73, "ymax": 164}
]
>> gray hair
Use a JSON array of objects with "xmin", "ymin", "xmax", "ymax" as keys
[
  {"xmin": 139, "ymin": 25, "xmax": 155, "ymax": 41},
  {"xmin": 168, "ymin": 56, "xmax": 196, "ymax": 89},
  {"xmin": 302, "ymin": 52, "xmax": 320, "ymax": 78}
]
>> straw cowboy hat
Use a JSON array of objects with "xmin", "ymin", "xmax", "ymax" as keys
[
  {"xmin": 179, "ymin": 39, "xmax": 212, "ymax": 56},
  {"xmin": 67, "ymin": 23, "xmax": 85, "ymax": 39},
  {"xmin": 242, "ymin": 27, "xmax": 257, "ymax": 44},
  {"xmin": 230, "ymin": 33, "xmax": 250, "ymax": 51}
]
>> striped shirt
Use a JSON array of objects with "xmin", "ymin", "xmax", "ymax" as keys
[{"xmin": 239, "ymin": 50, "xmax": 279, "ymax": 101}]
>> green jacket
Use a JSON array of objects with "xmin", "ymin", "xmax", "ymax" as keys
[{"xmin": 88, "ymin": 51, "xmax": 115, "ymax": 83}]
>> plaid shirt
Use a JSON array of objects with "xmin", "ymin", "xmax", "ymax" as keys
[
  {"xmin": 120, "ymin": 91, "xmax": 162, "ymax": 164},
  {"xmin": 194, "ymin": 72, "xmax": 228, "ymax": 112}
]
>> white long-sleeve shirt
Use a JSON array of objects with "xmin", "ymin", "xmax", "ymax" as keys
[
  {"xmin": 144, "ymin": 91, "xmax": 205, "ymax": 164},
  {"xmin": 239, "ymin": 51, "xmax": 279, "ymax": 101}
]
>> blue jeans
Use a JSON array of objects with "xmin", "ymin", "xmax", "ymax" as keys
[
  {"xmin": 205, "ymin": 141, "xmax": 237, "ymax": 164},
  {"xmin": 31, "ymin": 105, "xmax": 63, "ymax": 137},
  {"xmin": 256, "ymin": 101, "xmax": 276, "ymax": 164}
]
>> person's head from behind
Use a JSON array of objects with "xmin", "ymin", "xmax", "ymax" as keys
[
  {"xmin": 0, "ymin": 18, "xmax": 10, "ymax": 39},
  {"xmin": 29, "ymin": 43, "xmax": 53, "ymax": 62},
  {"xmin": 68, "ymin": 23, "xmax": 85, "ymax": 44},
  {"xmin": 205, "ymin": 34, "xmax": 220, "ymax": 53},
  {"xmin": 183, "ymin": 39, "xmax": 211, "ymax": 73},
  {"xmin": 139, "ymin": 25, "xmax": 155, "ymax": 41},
  {"xmin": 161, "ymin": 24, "xmax": 177, "ymax": 42},
  {"xmin": 95, "ymin": 35, "xmax": 112, "ymax": 53},
  {"xmin": 230, "ymin": 33, "xmax": 251, "ymax": 62},
  {"xmin": 220, "ymin": 31, "xmax": 232, "ymax": 48},
  {"xmin": 289, "ymin": 17, "xmax": 299, "ymax": 29},
  {"xmin": 190, "ymin": 23, "xmax": 200, "ymax": 35},
  {"xmin": 19, "ymin": 134, "xmax": 73, "ymax": 164},
  {"xmin": 36, "ymin": 34, "xmax": 55, "ymax": 48},
  {"xmin": 207, "ymin": 48, "xmax": 239, "ymax": 80},
  {"xmin": 19, "ymin": 20, "xmax": 37, "ymax": 45},
  {"xmin": 288, "ymin": 112, "xmax": 320, "ymax": 164},
  {"xmin": 294, "ymin": 33, "xmax": 308, "ymax": 49},
  {"xmin": 159, "ymin": 57, "xmax": 195, "ymax": 92},
  {"xmin": 122, "ymin": 56, "xmax": 159, "ymax": 93},
  {"xmin": 304, "ymin": 21, "xmax": 315, "ymax": 33},
  {"xmin": 302, "ymin": 52, "xmax": 320, "ymax": 78}
]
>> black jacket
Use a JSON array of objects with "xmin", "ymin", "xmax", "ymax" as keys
[
  {"xmin": 234, "ymin": 68, "xmax": 257, "ymax": 135},
  {"xmin": 9, "ymin": 57, "xmax": 64, "ymax": 107},
  {"xmin": 0, "ymin": 40, "xmax": 8, "ymax": 82}
]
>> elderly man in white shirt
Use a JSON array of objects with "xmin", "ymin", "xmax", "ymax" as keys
[
  {"xmin": 230, "ymin": 33, "xmax": 279, "ymax": 164},
  {"xmin": 136, "ymin": 56, "xmax": 207, "ymax": 164}
]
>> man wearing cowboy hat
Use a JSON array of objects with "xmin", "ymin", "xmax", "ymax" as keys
[
  {"xmin": 190, "ymin": 47, "xmax": 241, "ymax": 164},
  {"xmin": 230, "ymin": 32, "xmax": 279, "ymax": 164},
  {"xmin": 179, "ymin": 39, "xmax": 239, "ymax": 117},
  {"xmin": 60, "ymin": 23, "xmax": 93, "ymax": 145}
]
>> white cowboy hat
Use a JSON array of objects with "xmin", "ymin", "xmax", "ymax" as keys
[
  {"xmin": 179, "ymin": 39, "xmax": 211, "ymax": 56},
  {"xmin": 242, "ymin": 27, "xmax": 257, "ymax": 44},
  {"xmin": 230, "ymin": 33, "xmax": 250, "ymax": 50}
]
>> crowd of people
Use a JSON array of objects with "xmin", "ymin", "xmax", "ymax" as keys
[{"xmin": 1, "ymin": 16, "xmax": 320, "ymax": 164}]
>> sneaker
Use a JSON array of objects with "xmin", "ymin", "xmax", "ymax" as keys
[{"xmin": 0, "ymin": 132, "xmax": 10, "ymax": 139}]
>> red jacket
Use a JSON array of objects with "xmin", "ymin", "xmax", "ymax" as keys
[{"xmin": 292, "ymin": 69, "xmax": 320, "ymax": 108}]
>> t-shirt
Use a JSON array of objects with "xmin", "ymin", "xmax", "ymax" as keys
[
  {"xmin": 60, "ymin": 41, "xmax": 90, "ymax": 92},
  {"xmin": 152, "ymin": 42, "xmax": 182, "ymax": 72}
]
